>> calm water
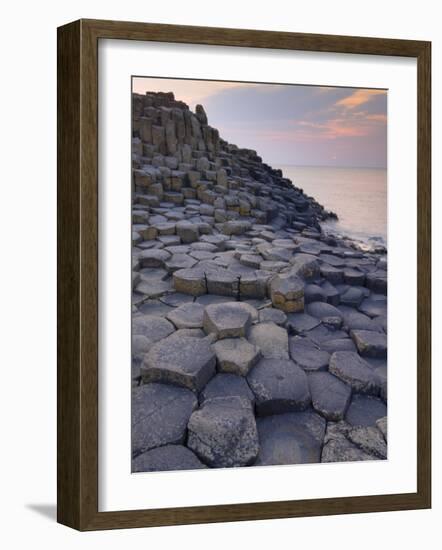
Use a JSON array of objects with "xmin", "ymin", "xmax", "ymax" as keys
[{"xmin": 277, "ymin": 165, "xmax": 387, "ymax": 246}]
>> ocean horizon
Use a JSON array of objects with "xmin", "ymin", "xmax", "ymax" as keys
[{"xmin": 276, "ymin": 164, "xmax": 387, "ymax": 246}]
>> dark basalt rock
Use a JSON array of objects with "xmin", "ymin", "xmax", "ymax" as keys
[
  {"xmin": 132, "ymin": 383, "xmax": 197, "ymax": 456},
  {"xmin": 255, "ymin": 411, "xmax": 326, "ymax": 465},
  {"xmin": 132, "ymin": 445, "xmax": 207, "ymax": 472},
  {"xmin": 247, "ymin": 358, "xmax": 311, "ymax": 415},
  {"xmin": 187, "ymin": 396, "xmax": 259, "ymax": 467}
]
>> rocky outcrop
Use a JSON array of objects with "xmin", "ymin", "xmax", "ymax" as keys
[{"xmin": 131, "ymin": 91, "xmax": 388, "ymax": 472}]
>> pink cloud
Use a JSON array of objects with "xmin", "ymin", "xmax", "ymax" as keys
[{"xmin": 335, "ymin": 89, "xmax": 386, "ymax": 110}]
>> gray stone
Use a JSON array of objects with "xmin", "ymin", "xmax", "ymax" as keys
[
  {"xmin": 165, "ymin": 253, "xmax": 197, "ymax": 273},
  {"xmin": 270, "ymin": 271, "xmax": 305, "ymax": 313},
  {"xmin": 345, "ymin": 394, "xmax": 387, "ymax": 427},
  {"xmin": 321, "ymin": 421, "xmax": 378, "ymax": 463},
  {"xmin": 203, "ymin": 302, "xmax": 252, "ymax": 339},
  {"xmin": 347, "ymin": 426, "xmax": 387, "ymax": 458},
  {"xmin": 187, "ymin": 397, "xmax": 259, "ymax": 467},
  {"xmin": 160, "ymin": 292, "xmax": 194, "ymax": 307},
  {"xmin": 320, "ymin": 338, "xmax": 357, "ymax": 353},
  {"xmin": 132, "ymin": 445, "xmax": 207, "ymax": 472},
  {"xmin": 173, "ymin": 268, "xmax": 207, "ymax": 296},
  {"xmin": 308, "ymin": 371, "xmax": 352, "ymax": 420},
  {"xmin": 289, "ymin": 337, "xmax": 330, "ymax": 371},
  {"xmin": 248, "ymin": 322, "xmax": 289, "ymax": 359},
  {"xmin": 286, "ymin": 312, "xmax": 321, "ymax": 334},
  {"xmin": 351, "ymin": 330, "xmax": 387, "ymax": 358},
  {"xmin": 132, "ymin": 315, "xmax": 175, "ymax": 342},
  {"xmin": 141, "ymin": 333, "xmax": 216, "ymax": 392},
  {"xmin": 138, "ymin": 248, "xmax": 171, "ymax": 268},
  {"xmin": 343, "ymin": 268, "xmax": 366, "ymax": 286},
  {"xmin": 222, "ymin": 220, "xmax": 252, "ymax": 236},
  {"xmin": 358, "ymin": 298, "xmax": 387, "ymax": 318},
  {"xmin": 176, "ymin": 221, "xmax": 199, "ymax": 243},
  {"xmin": 289, "ymin": 254, "xmax": 320, "ymax": 280},
  {"xmin": 259, "ymin": 308, "xmax": 287, "ymax": 325},
  {"xmin": 329, "ymin": 351, "xmax": 379, "ymax": 395},
  {"xmin": 247, "ymin": 358, "xmax": 310, "ymax": 415},
  {"xmin": 200, "ymin": 373, "xmax": 255, "ymax": 405},
  {"xmin": 304, "ymin": 284, "xmax": 326, "ymax": 303},
  {"xmin": 166, "ymin": 302, "xmax": 205, "ymax": 329},
  {"xmin": 213, "ymin": 337, "xmax": 261, "ymax": 376},
  {"xmin": 340, "ymin": 287, "xmax": 364, "ymax": 307},
  {"xmin": 206, "ymin": 270, "xmax": 239, "ymax": 297},
  {"xmin": 255, "ymin": 411, "xmax": 326, "ymax": 465},
  {"xmin": 320, "ymin": 264, "xmax": 344, "ymax": 284},
  {"xmin": 339, "ymin": 307, "xmax": 381, "ymax": 331},
  {"xmin": 307, "ymin": 301, "xmax": 343, "ymax": 322},
  {"xmin": 132, "ymin": 383, "xmax": 197, "ymax": 455}
]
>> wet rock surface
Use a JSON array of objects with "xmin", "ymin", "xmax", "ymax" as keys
[{"xmin": 131, "ymin": 91, "xmax": 388, "ymax": 472}]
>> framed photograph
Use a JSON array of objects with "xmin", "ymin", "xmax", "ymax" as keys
[{"xmin": 57, "ymin": 19, "xmax": 431, "ymax": 530}]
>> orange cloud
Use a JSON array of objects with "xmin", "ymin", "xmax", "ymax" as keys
[
  {"xmin": 335, "ymin": 89, "xmax": 386, "ymax": 110},
  {"xmin": 365, "ymin": 113, "xmax": 387, "ymax": 123}
]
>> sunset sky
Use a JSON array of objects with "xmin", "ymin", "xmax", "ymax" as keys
[{"xmin": 132, "ymin": 77, "xmax": 387, "ymax": 169}]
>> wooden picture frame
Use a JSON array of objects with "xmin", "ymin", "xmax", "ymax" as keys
[{"xmin": 57, "ymin": 18, "xmax": 431, "ymax": 531}]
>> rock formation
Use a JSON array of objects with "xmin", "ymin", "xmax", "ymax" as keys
[{"xmin": 131, "ymin": 91, "xmax": 388, "ymax": 470}]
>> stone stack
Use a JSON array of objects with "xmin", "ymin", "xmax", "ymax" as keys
[{"xmin": 131, "ymin": 91, "xmax": 388, "ymax": 471}]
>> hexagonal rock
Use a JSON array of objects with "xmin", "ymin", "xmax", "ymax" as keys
[
  {"xmin": 166, "ymin": 302, "xmax": 205, "ymax": 329},
  {"xmin": 320, "ymin": 338, "xmax": 357, "ymax": 353},
  {"xmin": 286, "ymin": 312, "xmax": 321, "ymax": 334},
  {"xmin": 255, "ymin": 411, "xmax": 326, "ymax": 466},
  {"xmin": 308, "ymin": 371, "xmax": 352, "ymax": 421},
  {"xmin": 200, "ymin": 373, "xmax": 255, "ymax": 405},
  {"xmin": 340, "ymin": 287, "xmax": 364, "ymax": 307},
  {"xmin": 213, "ymin": 337, "xmax": 261, "ymax": 376},
  {"xmin": 138, "ymin": 248, "xmax": 171, "ymax": 268},
  {"xmin": 132, "ymin": 445, "xmax": 207, "ymax": 473},
  {"xmin": 132, "ymin": 315, "xmax": 175, "ymax": 342},
  {"xmin": 239, "ymin": 272, "xmax": 269, "ymax": 299},
  {"xmin": 339, "ymin": 307, "xmax": 380, "ymax": 332},
  {"xmin": 247, "ymin": 358, "xmax": 311, "ymax": 416},
  {"xmin": 221, "ymin": 220, "xmax": 252, "ymax": 236},
  {"xmin": 289, "ymin": 253, "xmax": 320, "ymax": 281},
  {"xmin": 321, "ymin": 421, "xmax": 378, "ymax": 463},
  {"xmin": 347, "ymin": 426, "xmax": 387, "ymax": 459},
  {"xmin": 289, "ymin": 337, "xmax": 330, "ymax": 371},
  {"xmin": 247, "ymin": 322, "xmax": 289, "ymax": 359},
  {"xmin": 270, "ymin": 272, "xmax": 305, "ymax": 313},
  {"xmin": 358, "ymin": 298, "xmax": 387, "ymax": 318},
  {"xmin": 165, "ymin": 253, "xmax": 197, "ymax": 273},
  {"xmin": 175, "ymin": 221, "xmax": 199, "ymax": 243},
  {"xmin": 203, "ymin": 302, "xmax": 252, "ymax": 339},
  {"xmin": 173, "ymin": 268, "xmax": 207, "ymax": 296},
  {"xmin": 307, "ymin": 301, "xmax": 343, "ymax": 322},
  {"xmin": 345, "ymin": 394, "xmax": 387, "ymax": 427},
  {"xmin": 132, "ymin": 383, "xmax": 197, "ymax": 456},
  {"xmin": 320, "ymin": 264, "xmax": 344, "ymax": 284},
  {"xmin": 206, "ymin": 270, "xmax": 239, "ymax": 297},
  {"xmin": 187, "ymin": 396, "xmax": 259, "ymax": 467},
  {"xmin": 366, "ymin": 270, "xmax": 387, "ymax": 294},
  {"xmin": 343, "ymin": 268, "xmax": 366, "ymax": 286},
  {"xmin": 141, "ymin": 334, "xmax": 216, "ymax": 392},
  {"xmin": 259, "ymin": 307, "xmax": 287, "ymax": 325},
  {"xmin": 350, "ymin": 330, "xmax": 387, "ymax": 358},
  {"xmin": 329, "ymin": 351, "xmax": 379, "ymax": 395}
]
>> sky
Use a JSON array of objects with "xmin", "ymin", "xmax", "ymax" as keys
[{"xmin": 132, "ymin": 77, "xmax": 387, "ymax": 169}]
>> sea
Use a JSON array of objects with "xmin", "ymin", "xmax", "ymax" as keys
[{"xmin": 277, "ymin": 165, "xmax": 387, "ymax": 248}]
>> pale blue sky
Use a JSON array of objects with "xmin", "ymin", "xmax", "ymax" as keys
[{"xmin": 133, "ymin": 77, "xmax": 387, "ymax": 169}]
